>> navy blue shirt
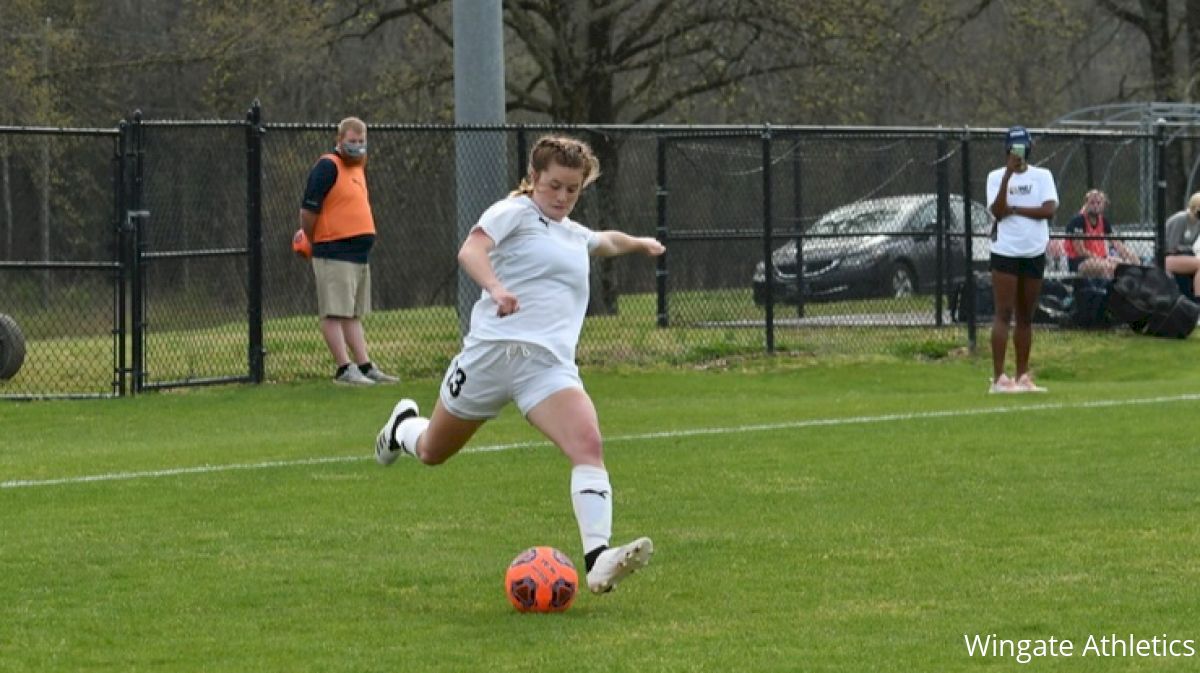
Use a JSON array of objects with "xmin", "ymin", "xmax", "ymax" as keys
[
  {"xmin": 301, "ymin": 154, "xmax": 375, "ymax": 264},
  {"xmin": 1064, "ymin": 212, "xmax": 1112, "ymax": 271}
]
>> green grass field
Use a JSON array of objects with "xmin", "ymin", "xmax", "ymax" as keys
[{"xmin": 3, "ymin": 339, "xmax": 1200, "ymax": 672}]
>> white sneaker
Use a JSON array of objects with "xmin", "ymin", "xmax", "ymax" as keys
[
  {"xmin": 988, "ymin": 374, "xmax": 1019, "ymax": 394},
  {"xmin": 375, "ymin": 398, "xmax": 419, "ymax": 466},
  {"xmin": 1014, "ymin": 373, "xmax": 1047, "ymax": 393},
  {"xmin": 364, "ymin": 366, "xmax": 399, "ymax": 384},
  {"xmin": 587, "ymin": 537, "xmax": 654, "ymax": 594},
  {"xmin": 334, "ymin": 366, "xmax": 375, "ymax": 386}
]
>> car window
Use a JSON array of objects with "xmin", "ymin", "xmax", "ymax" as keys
[
  {"xmin": 809, "ymin": 207, "xmax": 903, "ymax": 234},
  {"xmin": 971, "ymin": 202, "xmax": 990, "ymax": 234},
  {"xmin": 944, "ymin": 198, "xmax": 964, "ymax": 231},
  {"xmin": 908, "ymin": 202, "xmax": 937, "ymax": 231}
]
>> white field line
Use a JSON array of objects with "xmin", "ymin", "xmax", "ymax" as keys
[{"xmin": 4, "ymin": 392, "xmax": 1198, "ymax": 490}]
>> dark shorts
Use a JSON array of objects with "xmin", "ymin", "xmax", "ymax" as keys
[{"xmin": 990, "ymin": 253, "xmax": 1046, "ymax": 279}]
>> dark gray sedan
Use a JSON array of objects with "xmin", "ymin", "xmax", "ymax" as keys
[{"xmin": 753, "ymin": 194, "xmax": 991, "ymax": 304}]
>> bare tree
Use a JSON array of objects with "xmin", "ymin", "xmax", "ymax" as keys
[
  {"xmin": 497, "ymin": 1, "xmax": 868, "ymax": 123},
  {"xmin": 333, "ymin": 0, "xmax": 891, "ymax": 309},
  {"xmin": 1189, "ymin": 0, "xmax": 1200, "ymax": 98},
  {"xmin": 1097, "ymin": 0, "xmax": 1190, "ymax": 208},
  {"xmin": 1099, "ymin": 0, "xmax": 1177, "ymax": 101}
]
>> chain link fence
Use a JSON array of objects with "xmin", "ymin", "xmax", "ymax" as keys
[
  {"xmin": 0, "ymin": 113, "xmax": 1174, "ymax": 398},
  {"xmin": 0, "ymin": 127, "xmax": 122, "ymax": 398},
  {"xmin": 657, "ymin": 128, "xmax": 1161, "ymax": 358}
]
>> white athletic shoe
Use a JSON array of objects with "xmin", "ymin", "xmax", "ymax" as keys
[
  {"xmin": 587, "ymin": 537, "xmax": 654, "ymax": 594},
  {"xmin": 375, "ymin": 398, "xmax": 419, "ymax": 466},
  {"xmin": 335, "ymin": 366, "xmax": 375, "ymax": 386},
  {"xmin": 988, "ymin": 374, "xmax": 1019, "ymax": 394},
  {"xmin": 364, "ymin": 366, "xmax": 400, "ymax": 384},
  {"xmin": 1014, "ymin": 373, "xmax": 1047, "ymax": 393}
]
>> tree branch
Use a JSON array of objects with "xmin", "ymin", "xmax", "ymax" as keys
[
  {"xmin": 505, "ymin": 81, "xmax": 552, "ymax": 115},
  {"xmin": 333, "ymin": 0, "xmax": 445, "ymax": 41},
  {"xmin": 613, "ymin": 13, "xmax": 748, "ymax": 64},
  {"xmin": 913, "ymin": 0, "xmax": 998, "ymax": 44},
  {"xmin": 627, "ymin": 60, "xmax": 825, "ymax": 123},
  {"xmin": 1097, "ymin": 0, "xmax": 1150, "ymax": 37}
]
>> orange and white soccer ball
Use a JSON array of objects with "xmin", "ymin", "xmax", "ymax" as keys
[{"xmin": 504, "ymin": 546, "xmax": 578, "ymax": 613}]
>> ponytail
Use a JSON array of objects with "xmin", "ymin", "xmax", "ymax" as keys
[{"xmin": 509, "ymin": 177, "xmax": 535, "ymax": 198}]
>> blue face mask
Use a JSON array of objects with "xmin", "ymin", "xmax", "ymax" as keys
[{"xmin": 341, "ymin": 141, "xmax": 367, "ymax": 158}]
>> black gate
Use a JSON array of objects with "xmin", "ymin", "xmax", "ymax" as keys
[{"xmin": 125, "ymin": 110, "xmax": 264, "ymax": 392}]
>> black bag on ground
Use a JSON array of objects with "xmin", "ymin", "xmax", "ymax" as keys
[
  {"xmin": 1108, "ymin": 264, "xmax": 1198, "ymax": 339},
  {"xmin": 1063, "ymin": 278, "xmax": 1114, "ymax": 328},
  {"xmin": 1141, "ymin": 296, "xmax": 1200, "ymax": 338},
  {"xmin": 951, "ymin": 273, "xmax": 1065, "ymax": 324},
  {"xmin": 950, "ymin": 272, "xmax": 993, "ymax": 322}
]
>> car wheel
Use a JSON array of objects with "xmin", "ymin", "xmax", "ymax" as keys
[
  {"xmin": 0, "ymin": 313, "xmax": 26, "ymax": 380},
  {"xmin": 890, "ymin": 263, "xmax": 916, "ymax": 298}
]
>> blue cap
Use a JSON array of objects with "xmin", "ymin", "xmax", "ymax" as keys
[{"xmin": 1005, "ymin": 125, "xmax": 1032, "ymax": 153}]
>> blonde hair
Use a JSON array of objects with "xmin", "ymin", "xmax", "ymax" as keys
[
  {"xmin": 510, "ymin": 135, "xmax": 601, "ymax": 197},
  {"xmin": 1187, "ymin": 192, "xmax": 1200, "ymax": 212},
  {"xmin": 1081, "ymin": 188, "xmax": 1108, "ymax": 209},
  {"xmin": 337, "ymin": 116, "xmax": 366, "ymax": 139}
]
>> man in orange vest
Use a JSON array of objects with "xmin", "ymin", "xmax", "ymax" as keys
[{"xmin": 299, "ymin": 117, "xmax": 398, "ymax": 385}]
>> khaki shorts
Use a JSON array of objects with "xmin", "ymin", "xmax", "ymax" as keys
[
  {"xmin": 312, "ymin": 257, "xmax": 371, "ymax": 318},
  {"xmin": 439, "ymin": 340, "xmax": 583, "ymax": 420}
]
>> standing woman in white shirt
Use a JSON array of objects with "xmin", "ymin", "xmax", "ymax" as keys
[
  {"xmin": 374, "ymin": 135, "xmax": 665, "ymax": 595},
  {"xmin": 985, "ymin": 126, "xmax": 1059, "ymax": 393}
]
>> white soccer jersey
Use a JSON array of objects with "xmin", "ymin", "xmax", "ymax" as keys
[
  {"xmin": 986, "ymin": 165, "xmax": 1059, "ymax": 257},
  {"xmin": 465, "ymin": 195, "xmax": 599, "ymax": 364}
]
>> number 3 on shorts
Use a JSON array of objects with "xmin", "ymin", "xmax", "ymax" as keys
[{"xmin": 446, "ymin": 362, "xmax": 467, "ymax": 398}]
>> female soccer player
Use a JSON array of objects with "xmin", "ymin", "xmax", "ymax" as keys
[
  {"xmin": 986, "ymin": 126, "xmax": 1059, "ymax": 393},
  {"xmin": 374, "ymin": 135, "xmax": 664, "ymax": 594}
]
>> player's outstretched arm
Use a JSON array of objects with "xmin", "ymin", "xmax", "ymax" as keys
[
  {"xmin": 459, "ymin": 229, "xmax": 519, "ymax": 316},
  {"xmin": 591, "ymin": 231, "xmax": 666, "ymax": 258}
]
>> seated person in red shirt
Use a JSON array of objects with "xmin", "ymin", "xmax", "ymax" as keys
[{"xmin": 1063, "ymin": 189, "xmax": 1139, "ymax": 278}]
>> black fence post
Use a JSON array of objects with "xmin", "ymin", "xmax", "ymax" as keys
[
  {"xmin": 1084, "ymin": 139, "xmax": 1095, "ymax": 191},
  {"xmin": 655, "ymin": 135, "xmax": 669, "ymax": 328},
  {"xmin": 129, "ymin": 110, "xmax": 146, "ymax": 394},
  {"xmin": 246, "ymin": 100, "xmax": 265, "ymax": 384},
  {"xmin": 762, "ymin": 125, "xmax": 774, "ymax": 354},
  {"xmin": 935, "ymin": 135, "xmax": 949, "ymax": 327},
  {"xmin": 515, "ymin": 126, "xmax": 528, "ymax": 184},
  {"xmin": 961, "ymin": 131, "xmax": 976, "ymax": 352},
  {"xmin": 791, "ymin": 134, "xmax": 805, "ymax": 319},
  {"xmin": 113, "ymin": 122, "xmax": 129, "ymax": 397},
  {"xmin": 1154, "ymin": 123, "xmax": 1167, "ymax": 266}
]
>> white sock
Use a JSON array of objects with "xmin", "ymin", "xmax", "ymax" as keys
[
  {"xmin": 396, "ymin": 416, "xmax": 429, "ymax": 458},
  {"xmin": 570, "ymin": 464, "xmax": 612, "ymax": 555}
]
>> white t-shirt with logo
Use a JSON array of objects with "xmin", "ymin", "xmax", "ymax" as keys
[
  {"xmin": 465, "ymin": 195, "xmax": 599, "ymax": 364},
  {"xmin": 986, "ymin": 165, "xmax": 1059, "ymax": 257}
]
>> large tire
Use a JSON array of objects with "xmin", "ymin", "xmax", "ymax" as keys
[{"xmin": 0, "ymin": 313, "xmax": 27, "ymax": 380}]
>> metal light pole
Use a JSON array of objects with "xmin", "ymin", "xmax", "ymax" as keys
[{"xmin": 453, "ymin": 0, "xmax": 507, "ymax": 336}]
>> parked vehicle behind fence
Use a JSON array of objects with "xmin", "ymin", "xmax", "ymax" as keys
[{"xmin": 752, "ymin": 194, "xmax": 991, "ymax": 305}]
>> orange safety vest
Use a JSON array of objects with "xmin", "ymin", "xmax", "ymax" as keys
[
  {"xmin": 312, "ymin": 153, "xmax": 375, "ymax": 243},
  {"xmin": 1072, "ymin": 211, "xmax": 1108, "ymax": 259}
]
